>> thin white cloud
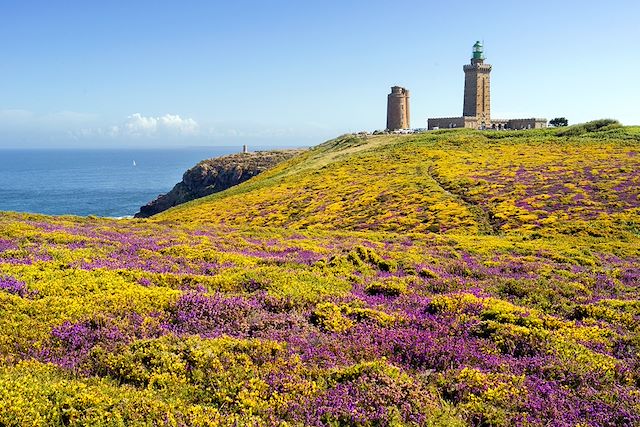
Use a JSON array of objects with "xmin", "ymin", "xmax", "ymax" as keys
[
  {"xmin": 0, "ymin": 109, "xmax": 327, "ymax": 147},
  {"xmin": 122, "ymin": 113, "xmax": 199, "ymax": 137},
  {"xmin": 0, "ymin": 109, "xmax": 34, "ymax": 121},
  {"xmin": 0, "ymin": 109, "xmax": 198, "ymax": 138},
  {"xmin": 0, "ymin": 109, "xmax": 99, "ymax": 131},
  {"xmin": 72, "ymin": 113, "xmax": 200, "ymax": 140}
]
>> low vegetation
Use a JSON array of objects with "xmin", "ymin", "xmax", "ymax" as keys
[{"xmin": 0, "ymin": 125, "xmax": 639, "ymax": 426}]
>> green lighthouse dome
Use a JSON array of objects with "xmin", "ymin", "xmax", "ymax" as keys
[{"xmin": 472, "ymin": 41, "xmax": 484, "ymax": 60}]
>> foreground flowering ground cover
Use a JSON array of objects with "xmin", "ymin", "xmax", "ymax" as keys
[{"xmin": 1, "ymin": 126, "xmax": 639, "ymax": 426}]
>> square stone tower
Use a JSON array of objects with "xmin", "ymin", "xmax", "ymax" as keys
[
  {"xmin": 463, "ymin": 41, "xmax": 491, "ymax": 128},
  {"xmin": 427, "ymin": 41, "xmax": 546, "ymax": 131},
  {"xmin": 387, "ymin": 86, "xmax": 410, "ymax": 131}
]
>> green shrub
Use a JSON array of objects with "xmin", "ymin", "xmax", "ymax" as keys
[
  {"xmin": 311, "ymin": 301, "xmax": 397, "ymax": 332},
  {"xmin": 419, "ymin": 268, "xmax": 440, "ymax": 279},
  {"xmin": 351, "ymin": 246, "xmax": 398, "ymax": 272},
  {"xmin": 474, "ymin": 320, "xmax": 550, "ymax": 356},
  {"xmin": 365, "ymin": 276, "xmax": 409, "ymax": 296},
  {"xmin": 311, "ymin": 302, "xmax": 354, "ymax": 333},
  {"xmin": 556, "ymin": 119, "xmax": 621, "ymax": 136},
  {"xmin": 91, "ymin": 335, "xmax": 312, "ymax": 415}
]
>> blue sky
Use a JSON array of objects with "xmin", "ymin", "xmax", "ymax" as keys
[{"xmin": 0, "ymin": 0, "xmax": 638, "ymax": 148}]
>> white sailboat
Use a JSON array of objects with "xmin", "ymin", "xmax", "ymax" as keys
[{"xmin": 132, "ymin": 160, "xmax": 137, "ymax": 167}]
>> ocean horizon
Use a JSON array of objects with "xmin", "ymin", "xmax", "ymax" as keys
[{"xmin": 0, "ymin": 147, "xmax": 258, "ymax": 217}]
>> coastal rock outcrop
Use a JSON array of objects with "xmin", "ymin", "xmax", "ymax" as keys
[{"xmin": 135, "ymin": 150, "xmax": 303, "ymax": 218}]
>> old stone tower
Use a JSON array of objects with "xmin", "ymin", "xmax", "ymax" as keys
[
  {"xmin": 387, "ymin": 86, "xmax": 410, "ymax": 131},
  {"xmin": 463, "ymin": 41, "xmax": 491, "ymax": 128},
  {"xmin": 427, "ymin": 41, "xmax": 546, "ymax": 130}
]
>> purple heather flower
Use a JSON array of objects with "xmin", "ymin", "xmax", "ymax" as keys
[{"xmin": 0, "ymin": 275, "xmax": 37, "ymax": 298}]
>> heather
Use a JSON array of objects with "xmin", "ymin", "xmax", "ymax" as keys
[{"xmin": 0, "ymin": 127, "xmax": 639, "ymax": 426}]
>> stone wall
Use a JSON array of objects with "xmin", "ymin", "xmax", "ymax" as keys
[
  {"xmin": 427, "ymin": 116, "xmax": 480, "ymax": 130},
  {"xmin": 506, "ymin": 118, "xmax": 547, "ymax": 129},
  {"xmin": 427, "ymin": 117, "xmax": 465, "ymax": 130}
]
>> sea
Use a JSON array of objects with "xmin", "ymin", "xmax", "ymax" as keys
[{"xmin": 0, "ymin": 147, "xmax": 249, "ymax": 218}]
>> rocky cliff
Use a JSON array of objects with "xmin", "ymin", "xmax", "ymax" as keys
[{"xmin": 135, "ymin": 150, "xmax": 303, "ymax": 218}]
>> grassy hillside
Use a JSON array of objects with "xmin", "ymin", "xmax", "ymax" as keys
[
  {"xmin": 0, "ymin": 127, "xmax": 639, "ymax": 426},
  {"xmin": 157, "ymin": 127, "xmax": 640, "ymax": 237}
]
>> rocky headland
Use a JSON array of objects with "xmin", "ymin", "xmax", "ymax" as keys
[{"xmin": 134, "ymin": 149, "xmax": 303, "ymax": 217}]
